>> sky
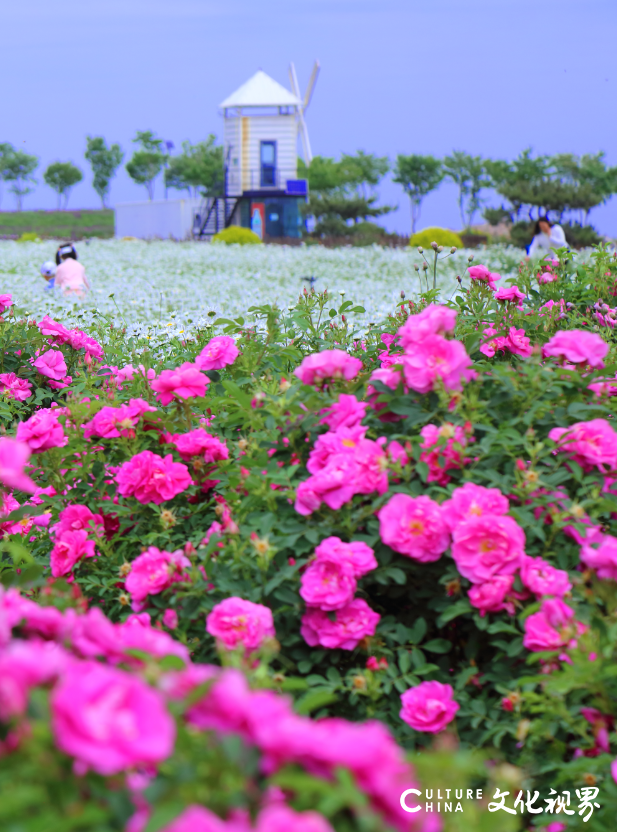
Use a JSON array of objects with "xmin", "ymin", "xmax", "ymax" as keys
[{"xmin": 2, "ymin": 0, "xmax": 617, "ymax": 235}]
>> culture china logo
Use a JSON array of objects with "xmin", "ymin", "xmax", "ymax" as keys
[{"xmin": 400, "ymin": 786, "xmax": 601, "ymax": 821}]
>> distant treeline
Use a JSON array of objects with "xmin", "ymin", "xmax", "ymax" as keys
[{"xmin": 1, "ymin": 134, "xmax": 613, "ymax": 242}]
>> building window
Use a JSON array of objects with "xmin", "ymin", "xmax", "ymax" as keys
[{"xmin": 260, "ymin": 141, "xmax": 276, "ymax": 187}]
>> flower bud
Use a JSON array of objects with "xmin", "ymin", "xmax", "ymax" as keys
[
  {"xmin": 413, "ymin": 263, "xmax": 420, "ymax": 272},
  {"xmin": 437, "ymin": 245, "xmax": 444, "ymax": 252},
  {"xmin": 417, "ymin": 246, "xmax": 423, "ymax": 253},
  {"xmin": 431, "ymin": 241, "xmax": 438, "ymax": 250},
  {"xmin": 467, "ymin": 253, "xmax": 474, "ymax": 262},
  {"xmin": 450, "ymin": 246, "xmax": 457, "ymax": 254},
  {"xmin": 400, "ymin": 291, "xmax": 406, "ymax": 299},
  {"xmin": 421, "ymin": 261, "xmax": 429, "ymax": 271}
]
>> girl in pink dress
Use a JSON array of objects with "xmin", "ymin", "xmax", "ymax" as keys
[{"xmin": 54, "ymin": 243, "xmax": 90, "ymax": 299}]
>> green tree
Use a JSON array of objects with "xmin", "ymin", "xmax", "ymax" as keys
[
  {"xmin": 165, "ymin": 136, "xmax": 224, "ymax": 198},
  {"xmin": 0, "ymin": 143, "xmax": 14, "ymax": 209},
  {"xmin": 443, "ymin": 151, "xmax": 489, "ymax": 229},
  {"xmin": 84, "ymin": 136, "xmax": 124, "ymax": 208},
  {"xmin": 43, "ymin": 161, "xmax": 83, "ymax": 210},
  {"xmin": 126, "ymin": 130, "xmax": 167, "ymax": 200},
  {"xmin": 0, "ymin": 148, "xmax": 38, "ymax": 211},
  {"xmin": 299, "ymin": 152, "xmax": 393, "ymax": 235},
  {"xmin": 392, "ymin": 154, "xmax": 443, "ymax": 235}
]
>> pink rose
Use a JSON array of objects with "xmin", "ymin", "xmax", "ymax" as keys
[
  {"xmin": 441, "ymin": 482, "xmax": 510, "ymax": 532},
  {"xmin": 294, "ymin": 453, "xmax": 358, "ymax": 516},
  {"xmin": 0, "ymin": 294, "xmax": 13, "ymax": 315},
  {"xmin": 307, "ymin": 426, "xmax": 366, "ymax": 474},
  {"xmin": 366, "ymin": 366, "xmax": 406, "ymax": 421},
  {"xmin": 206, "ymin": 597, "xmax": 275, "ymax": 651},
  {"xmin": 51, "ymin": 661, "xmax": 175, "ymax": 775},
  {"xmin": 543, "ymin": 329, "xmax": 608, "ymax": 368},
  {"xmin": 16, "ymin": 409, "xmax": 67, "ymax": 452},
  {"xmin": 580, "ymin": 533, "xmax": 617, "ymax": 580},
  {"xmin": 115, "ymin": 451, "xmax": 192, "ymax": 504},
  {"xmin": 505, "ymin": 326, "xmax": 533, "ymax": 357},
  {"xmin": 494, "ymin": 285, "xmax": 526, "ymax": 303},
  {"xmin": 468, "ymin": 575, "xmax": 515, "ymax": 616},
  {"xmin": 163, "ymin": 609, "xmax": 178, "ymax": 629},
  {"xmin": 352, "ymin": 438, "xmax": 389, "ymax": 495},
  {"xmin": 468, "ymin": 264, "xmax": 501, "ymax": 290},
  {"xmin": 83, "ymin": 398, "xmax": 156, "ymax": 440},
  {"xmin": 159, "ymin": 805, "xmax": 238, "ymax": 832},
  {"xmin": 319, "ymin": 394, "xmax": 367, "ymax": 431},
  {"xmin": 50, "ymin": 529, "xmax": 96, "ymax": 576},
  {"xmin": 256, "ymin": 805, "xmax": 335, "ymax": 832},
  {"xmin": 125, "ymin": 546, "xmax": 191, "ymax": 606},
  {"xmin": 397, "ymin": 304, "xmax": 457, "ymax": 348},
  {"xmin": 451, "ymin": 514, "xmax": 525, "ymax": 583},
  {"xmin": 520, "ymin": 555, "xmax": 572, "ymax": 597},
  {"xmin": 401, "ymin": 335, "xmax": 475, "ymax": 394},
  {"xmin": 538, "ymin": 271, "xmax": 558, "ymax": 284},
  {"xmin": 195, "ymin": 335, "xmax": 239, "ymax": 371},
  {"xmin": 300, "ymin": 554, "xmax": 357, "ymax": 611},
  {"xmin": 399, "ymin": 681, "xmax": 459, "ymax": 733},
  {"xmin": 378, "ymin": 493, "xmax": 450, "ymax": 562},
  {"xmin": 549, "ymin": 419, "xmax": 617, "ymax": 472},
  {"xmin": 150, "ymin": 362, "xmax": 208, "ymax": 406},
  {"xmin": 294, "ymin": 349, "xmax": 363, "ymax": 386},
  {"xmin": 51, "ymin": 504, "xmax": 103, "ymax": 537},
  {"xmin": 0, "ymin": 438, "xmax": 37, "ymax": 493},
  {"xmin": 301, "ymin": 598, "xmax": 380, "ymax": 650},
  {"xmin": 38, "ymin": 315, "xmax": 71, "ymax": 344},
  {"xmin": 171, "ymin": 429, "xmax": 229, "ymax": 462},
  {"xmin": 523, "ymin": 598, "xmax": 582, "ymax": 652},
  {"xmin": 33, "ymin": 348, "xmax": 68, "ymax": 380},
  {"xmin": 0, "ymin": 373, "xmax": 32, "ymax": 401},
  {"xmin": 314, "ymin": 536, "xmax": 377, "ymax": 578}
]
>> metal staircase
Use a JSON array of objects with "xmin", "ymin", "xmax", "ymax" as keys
[{"xmin": 192, "ymin": 197, "xmax": 239, "ymax": 239}]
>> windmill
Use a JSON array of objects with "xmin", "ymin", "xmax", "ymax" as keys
[{"xmin": 288, "ymin": 61, "xmax": 320, "ymax": 165}]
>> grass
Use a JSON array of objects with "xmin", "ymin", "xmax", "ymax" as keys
[{"xmin": 0, "ymin": 210, "xmax": 114, "ymax": 239}]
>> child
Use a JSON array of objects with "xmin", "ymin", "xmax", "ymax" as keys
[
  {"xmin": 40, "ymin": 260, "xmax": 57, "ymax": 291},
  {"xmin": 54, "ymin": 243, "xmax": 90, "ymax": 299}
]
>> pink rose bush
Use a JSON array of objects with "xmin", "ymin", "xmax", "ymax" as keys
[
  {"xmin": 468, "ymin": 264, "xmax": 501, "ymax": 290},
  {"xmin": 523, "ymin": 598, "xmax": 586, "ymax": 652},
  {"xmin": 171, "ymin": 428, "xmax": 229, "ymax": 463},
  {"xmin": 419, "ymin": 422, "xmax": 472, "ymax": 484},
  {"xmin": 32, "ymin": 349, "xmax": 68, "ymax": 380},
  {"xmin": 549, "ymin": 418, "xmax": 617, "ymax": 472},
  {"xmin": 300, "ymin": 598, "xmax": 380, "ymax": 650}
]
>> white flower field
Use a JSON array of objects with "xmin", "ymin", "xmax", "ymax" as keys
[{"xmin": 0, "ymin": 239, "xmax": 525, "ymax": 340}]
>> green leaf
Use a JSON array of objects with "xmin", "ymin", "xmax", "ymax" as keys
[
  {"xmin": 158, "ymin": 654, "xmax": 187, "ymax": 671},
  {"xmin": 422, "ymin": 638, "xmax": 452, "ymax": 654},
  {"xmin": 221, "ymin": 380, "xmax": 252, "ymax": 410},
  {"xmin": 437, "ymin": 598, "xmax": 472, "ymax": 626},
  {"xmin": 408, "ymin": 617, "xmax": 427, "ymax": 644},
  {"xmin": 295, "ymin": 689, "xmax": 338, "ymax": 714}
]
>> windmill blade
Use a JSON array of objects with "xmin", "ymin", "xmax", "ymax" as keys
[
  {"xmin": 298, "ymin": 110, "xmax": 312, "ymax": 165},
  {"xmin": 288, "ymin": 62, "xmax": 302, "ymax": 101},
  {"xmin": 303, "ymin": 60, "xmax": 320, "ymax": 111}
]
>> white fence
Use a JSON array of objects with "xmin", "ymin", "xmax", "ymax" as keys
[{"xmin": 114, "ymin": 198, "xmax": 202, "ymax": 241}]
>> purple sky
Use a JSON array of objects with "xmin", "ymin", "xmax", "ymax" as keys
[{"xmin": 2, "ymin": 0, "xmax": 616, "ymax": 235}]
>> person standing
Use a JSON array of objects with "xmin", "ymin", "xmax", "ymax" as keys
[
  {"xmin": 54, "ymin": 243, "xmax": 90, "ymax": 299},
  {"xmin": 527, "ymin": 217, "xmax": 567, "ymax": 258}
]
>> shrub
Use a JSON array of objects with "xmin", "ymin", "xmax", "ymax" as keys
[
  {"xmin": 212, "ymin": 226, "xmax": 262, "ymax": 245},
  {"xmin": 16, "ymin": 231, "xmax": 41, "ymax": 243},
  {"xmin": 510, "ymin": 221, "xmax": 534, "ymax": 249},
  {"xmin": 409, "ymin": 226, "xmax": 463, "ymax": 249}
]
